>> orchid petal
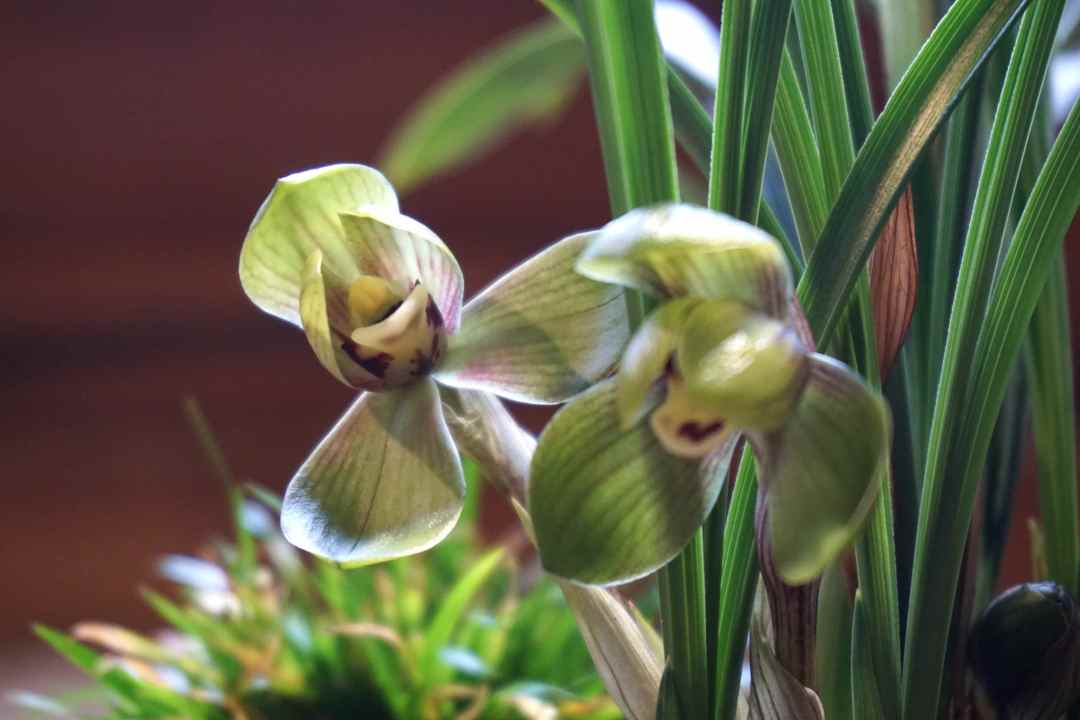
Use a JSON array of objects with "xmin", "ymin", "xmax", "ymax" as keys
[
  {"xmin": 435, "ymin": 231, "xmax": 629, "ymax": 404},
  {"xmin": 755, "ymin": 355, "xmax": 890, "ymax": 585},
  {"xmin": 239, "ymin": 164, "xmax": 398, "ymax": 326},
  {"xmin": 616, "ymin": 298, "xmax": 700, "ymax": 429},
  {"xmin": 529, "ymin": 379, "xmax": 734, "ymax": 585},
  {"xmin": 299, "ymin": 249, "xmax": 384, "ymax": 390},
  {"xmin": 281, "ymin": 379, "xmax": 465, "ymax": 565},
  {"xmin": 576, "ymin": 204, "xmax": 791, "ymax": 317},
  {"xmin": 339, "ymin": 207, "xmax": 464, "ymax": 331},
  {"xmin": 679, "ymin": 301, "xmax": 810, "ymax": 431}
]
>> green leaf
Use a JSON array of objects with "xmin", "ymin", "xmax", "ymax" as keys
[
  {"xmin": 792, "ymin": 0, "xmax": 855, "ymax": 201},
  {"xmin": 576, "ymin": 204, "xmax": 791, "ymax": 318},
  {"xmin": 417, "ymin": 549, "xmax": 505, "ymax": 683},
  {"xmin": 797, "ymin": 0, "xmax": 1032, "ymax": 346},
  {"xmin": 851, "ymin": 592, "xmax": 885, "ymax": 720},
  {"xmin": 574, "ymin": 0, "xmax": 679, "ymax": 214},
  {"xmin": 378, "ymin": 18, "xmax": 583, "ymax": 193},
  {"xmin": 280, "ymin": 379, "xmax": 465, "ymax": 565},
  {"xmin": 434, "ymin": 230, "xmax": 629, "ymax": 404},
  {"xmin": 529, "ymin": 378, "xmax": 731, "ymax": 585},
  {"xmin": 239, "ymin": 164, "xmax": 398, "ymax": 326},
  {"xmin": 739, "ymin": 0, "xmax": 794, "ymax": 221},
  {"xmin": 1026, "ymin": 259, "xmax": 1079, "ymax": 594},
  {"xmin": 903, "ymin": 2, "xmax": 1067, "ymax": 716},
  {"xmin": 757, "ymin": 355, "xmax": 889, "ymax": 584},
  {"xmin": 708, "ymin": 0, "xmax": 752, "ymax": 214},
  {"xmin": 815, "ymin": 563, "xmax": 854, "ymax": 720}
]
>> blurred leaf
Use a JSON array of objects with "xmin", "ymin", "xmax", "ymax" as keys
[
  {"xmin": 418, "ymin": 549, "xmax": 505, "ymax": 683},
  {"xmin": 6, "ymin": 692, "xmax": 69, "ymax": 717},
  {"xmin": 868, "ymin": 187, "xmax": 918, "ymax": 380},
  {"xmin": 379, "ymin": 17, "xmax": 583, "ymax": 193}
]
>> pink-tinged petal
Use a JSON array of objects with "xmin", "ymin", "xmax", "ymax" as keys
[
  {"xmin": 281, "ymin": 379, "xmax": 465, "ymax": 565},
  {"xmin": 435, "ymin": 231, "xmax": 630, "ymax": 404},
  {"xmin": 339, "ymin": 207, "xmax": 464, "ymax": 332},
  {"xmin": 240, "ymin": 164, "xmax": 399, "ymax": 327}
]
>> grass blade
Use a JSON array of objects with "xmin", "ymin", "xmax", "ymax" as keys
[
  {"xmin": 739, "ymin": 0, "xmax": 794, "ymax": 221},
  {"xmin": 831, "ymin": 0, "xmax": 876, "ymax": 146},
  {"xmin": 707, "ymin": 0, "xmax": 752, "ymax": 213},
  {"xmin": 797, "ymin": 0, "xmax": 1032, "ymax": 346},
  {"xmin": 902, "ymin": 2, "xmax": 1072, "ymax": 713},
  {"xmin": 574, "ymin": 0, "xmax": 679, "ymax": 215},
  {"xmin": 1026, "ymin": 257, "xmax": 1079, "ymax": 594},
  {"xmin": 792, "ymin": 0, "xmax": 856, "ymax": 199}
]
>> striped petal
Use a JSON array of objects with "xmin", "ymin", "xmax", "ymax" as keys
[
  {"xmin": 755, "ymin": 355, "xmax": 890, "ymax": 585},
  {"xmin": 240, "ymin": 164, "xmax": 399, "ymax": 326},
  {"xmin": 281, "ymin": 379, "xmax": 465, "ymax": 565},
  {"xmin": 529, "ymin": 378, "xmax": 735, "ymax": 585},
  {"xmin": 435, "ymin": 231, "xmax": 630, "ymax": 404},
  {"xmin": 339, "ymin": 207, "xmax": 464, "ymax": 332},
  {"xmin": 576, "ymin": 204, "xmax": 791, "ymax": 318}
]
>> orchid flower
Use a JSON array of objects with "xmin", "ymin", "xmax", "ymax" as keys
[
  {"xmin": 528, "ymin": 204, "xmax": 890, "ymax": 586},
  {"xmin": 239, "ymin": 164, "xmax": 628, "ymax": 565}
]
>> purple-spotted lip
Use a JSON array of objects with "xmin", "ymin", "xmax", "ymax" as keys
[{"xmin": 337, "ymin": 281, "xmax": 448, "ymax": 391}]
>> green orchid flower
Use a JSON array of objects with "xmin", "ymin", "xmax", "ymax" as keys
[
  {"xmin": 528, "ymin": 204, "xmax": 890, "ymax": 586},
  {"xmin": 239, "ymin": 164, "xmax": 629, "ymax": 566}
]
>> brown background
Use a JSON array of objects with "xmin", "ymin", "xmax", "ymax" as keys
[{"xmin": 0, "ymin": 0, "xmax": 1071, "ymax": 667}]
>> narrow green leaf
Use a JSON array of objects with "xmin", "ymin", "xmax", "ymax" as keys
[
  {"xmin": 379, "ymin": 18, "xmax": 583, "ymax": 193},
  {"xmin": 772, "ymin": 52, "xmax": 829, "ymax": 255},
  {"xmin": 792, "ymin": 0, "xmax": 856, "ymax": 200},
  {"xmin": 798, "ymin": 0, "xmax": 1032, "ymax": 347},
  {"xmin": 417, "ymin": 548, "xmax": 505, "ymax": 683},
  {"xmin": 739, "ymin": 0, "xmax": 794, "ymax": 221},
  {"xmin": 815, "ymin": 563, "xmax": 854, "ymax": 720},
  {"xmin": 711, "ymin": 455, "xmax": 759, "ymax": 720},
  {"xmin": 708, "ymin": 0, "xmax": 752, "ymax": 213},
  {"xmin": 1026, "ymin": 257, "xmax": 1079, "ymax": 594},
  {"xmin": 851, "ymin": 592, "xmax": 885, "ymax": 720},
  {"xmin": 575, "ymin": 0, "xmax": 679, "ymax": 214},
  {"xmin": 903, "ymin": 3, "xmax": 1067, "ymax": 717},
  {"xmin": 830, "ymin": 0, "xmax": 875, "ymax": 147}
]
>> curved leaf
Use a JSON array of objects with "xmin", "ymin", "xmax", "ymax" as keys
[
  {"xmin": 239, "ymin": 164, "xmax": 398, "ymax": 325},
  {"xmin": 529, "ymin": 379, "xmax": 732, "ymax": 585},
  {"xmin": 798, "ymin": 0, "xmax": 1031, "ymax": 345},
  {"xmin": 435, "ymin": 231, "xmax": 629, "ymax": 404},
  {"xmin": 379, "ymin": 17, "xmax": 583, "ymax": 193},
  {"xmin": 280, "ymin": 379, "xmax": 465, "ymax": 565},
  {"xmin": 757, "ymin": 355, "xmax": 889, "ymax": 584}
]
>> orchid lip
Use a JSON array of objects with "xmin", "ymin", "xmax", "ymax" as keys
[{"xmin": 338, "ymin": 282, "xmax": 448, "ymax": 390}]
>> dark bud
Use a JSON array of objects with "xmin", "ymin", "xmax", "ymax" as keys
[{"xmin": 968, "ymin": 582, "xmax": 1080, "ymax": 719}]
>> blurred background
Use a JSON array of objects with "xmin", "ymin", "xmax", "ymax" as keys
[{"xmin": 1, "ymin": 0, "xmax": 1073, "ymax": 702}]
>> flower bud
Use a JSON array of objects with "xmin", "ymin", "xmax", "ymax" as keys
[{"xmin": 968, "ymin": 581, "xmax": 1080, "ymax": 718}]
